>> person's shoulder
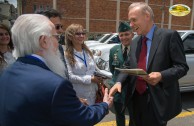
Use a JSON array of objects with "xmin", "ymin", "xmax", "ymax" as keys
[
  {"xmin": 22, "ymin": 63, "xmax": 67, "ymax": 88},
  {"xmin": 156, "ymin": 28, "xmax": 176, "ymax": 34},
  {"xmin": 110, "ymin": 44, "xmax": 120, "ymax": 51},
  {"xmin": 155, "ymin": 28, "xmax": 179, "ymax": 39},
  {"xmin": 41, "ymin": 71, "xmax": 72, "ymax": 90}
]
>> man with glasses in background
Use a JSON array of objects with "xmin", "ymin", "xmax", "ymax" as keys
[{"xmin": 37, "ymin": 9, "xmax": 68, "ymax": 79}]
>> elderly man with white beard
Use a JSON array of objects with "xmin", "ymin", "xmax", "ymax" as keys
[{"xmin": 0, "ymin": 14, "xmax": 113, "ymax": 126}]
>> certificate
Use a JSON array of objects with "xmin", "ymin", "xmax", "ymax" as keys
[{"xmin": 115, "ymin": 68, "xmax": 147, "ymax": 76}]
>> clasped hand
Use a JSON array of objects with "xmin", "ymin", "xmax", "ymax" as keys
[{"xmin": 103, "ymin": 88, "xmax": 114, "ymax": 108}]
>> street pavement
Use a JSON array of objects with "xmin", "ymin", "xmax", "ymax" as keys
[
  {"xmin": 95, "ymin": 92, "xmax": 194, "ymax": 126},
  {"xmin": 95, "ymin": 110, "xmax": 194, "ymax": 126}
]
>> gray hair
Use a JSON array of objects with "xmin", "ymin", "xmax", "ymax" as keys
[
  {"xmin": 128, "ymin": 2, "xmax": 154, "ymax": 20},
  {"xmin": 11, "ymin": 14, "xmax": 53, "ymax": 58}
]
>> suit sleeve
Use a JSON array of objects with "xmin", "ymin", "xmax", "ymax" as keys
[
  {"xmin": 51, "ymin": 79, "xmax": 108, "ymax": 126},
  {"xmin": 116, "ymin": 72, "xmax": 129, "ymax": 86},
  {"xmin": 161, "ymin": 31, "xmax": 189, "ymax": 87}
]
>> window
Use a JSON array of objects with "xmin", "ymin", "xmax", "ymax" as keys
[
  {"xmin": 40, "ymin": 5, "xmax": 43, "ymax": 11},
  {"xmin": 100, "ymin": 34, "xmax": 112, "ymax": 43},
  {"xmin": 33, "ymin": 5, "xmax": 37, "ymax": 12},
  {"xmin": 178, "ymin": 32, "xmax": 185, "ymax": 37},
  {"xmin": 108, "ymin": 35, "xmax": 120, "ymax": 44},
  {"xmin": 46, "ymin": 5, "xmax": 50, "ymax": 10},
  {"xmin": 183, "ymin": 34, "xmax": 194, "ymax": 54}
]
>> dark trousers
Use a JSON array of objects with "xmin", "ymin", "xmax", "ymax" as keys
[
  {"xmin": 129, "ymin": 90, "xmax": 167, "ymax": 126},
  {"xmin": 114, "ymin": 101, "xmax": 127, "ymax": 126}
]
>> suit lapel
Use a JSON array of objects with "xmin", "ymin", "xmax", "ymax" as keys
[{"xmin": 147, "ymin": 27, "xmax": 162, "ymax": 70}]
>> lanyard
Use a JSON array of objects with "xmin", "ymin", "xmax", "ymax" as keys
[{"xmin": 74, "ymin": 50, "xmax": 87, "ymax": 68}]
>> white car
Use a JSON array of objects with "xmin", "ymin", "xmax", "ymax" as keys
[
  {"xmin": 86, "ymin": 33, "xmax": 120, "ymax": 48},
  {"xmin": 95, "ymin": 30, "xmax": 194, "ymax": 92},
  {"xmin": 89, "ymin": 33, "xmax": 138, "ymax": 56},
  {"xmin": 84, "ymin": 33, "xmax": 112, "ymax": 47}
]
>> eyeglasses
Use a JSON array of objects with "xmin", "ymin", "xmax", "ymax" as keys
[
  {"xmin": 75, "ymin": 32, "xmax": 86, "ymax": 36},
  {"xmin": 52, "ymin": 34, "xmax": 61, "ymax": 41},
  {"xmin": 55, "ymin": 24, "xmax": 63, "ymax": 30}
]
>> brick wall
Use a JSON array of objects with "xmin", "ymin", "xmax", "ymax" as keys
[{"xmin": 22, "ymin": 0, "xmax": 194, "ymax": 33}]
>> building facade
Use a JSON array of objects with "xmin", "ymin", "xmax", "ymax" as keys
[
  {"xmin": 0, "ymin": 1, "xmax": 17, "ymax": 26},
  {"xmin": 18, "ymin": 0, "xmax": 194, "ymax": 34}
]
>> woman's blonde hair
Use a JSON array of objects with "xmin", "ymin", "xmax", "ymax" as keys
[{"xmin": 65, "ymin": 24, "xmax": 93, "ymax": 66}]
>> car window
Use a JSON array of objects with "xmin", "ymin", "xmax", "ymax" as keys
[
  {"xmin": 183, "ymin": 34, "xmax": 194, "ymax": 54},
  {"xmin": 100, "ymin": 34, "xmax": 112, "ymax": 43},
  {"xmin": 178, "ymin": 32, "xmax": 186, "ymax": 37},
  {"xmin": 108, "ymin": 35, "xmax": 120, "ymax": 44},
  {"xmin": 95, "ymin": 35, "xmax": 104, "ymax": 41}
]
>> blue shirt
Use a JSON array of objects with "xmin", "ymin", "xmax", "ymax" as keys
[{"xmin": 145, "ymin": 24, "xmax": 156, "ymax": 69}]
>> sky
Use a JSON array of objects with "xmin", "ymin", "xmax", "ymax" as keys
[
  {"xmin": 8, "ymin": 0, "xmax": 17, "ymax": 7},
  {"xmin": 0, "ymin": 0, "xmax": 17, "ymax": 7}
]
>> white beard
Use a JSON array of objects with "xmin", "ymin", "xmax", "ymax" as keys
[{"xmin": 42, "ymin": 45, "xmax": 66, "ymax": 78}]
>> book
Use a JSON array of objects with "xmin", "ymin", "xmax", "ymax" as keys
[{"xmin": 115, "ymin": 68, "xmax": 147, "ymax": 76}]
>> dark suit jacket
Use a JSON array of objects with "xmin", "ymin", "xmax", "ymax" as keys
[
  {"xmin": 59, "ymin": 44, "xmax": 69, "ymax": 79},
  {"xmin": 117, "ymin": 27, "xmax": 189, "ymax": 123},
  {"xmin": 0, "ymin": 56, "xmax": 108, "ymax": 126}
]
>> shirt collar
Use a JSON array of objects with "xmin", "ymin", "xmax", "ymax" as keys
[
  {"xmin": 31, "ymin": 54, "xmax": 46, "ymax": 64},
  {"xmin": 145, "ymin": 24, "xmax": 156, "ymax": 41},
  {"xmin": 121, "ymin": 44, "xmax": 130, "ymax": 51}
]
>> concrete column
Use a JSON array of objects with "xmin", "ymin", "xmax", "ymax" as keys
[
  {"xmin": 168, "ymin": 0, "xmax": 173, "ymax": 29},
  {"xmin": 86, "ymin": 0, "xmax": 90, "ymax": 32},
  {"xmin": 116, "ymin": 0, "xmax": 120, "ymax": 32},
  {"xmin": 161, "ymin": 0, "xmax": 165, "ymax": 28},
  {"xmin": 53, "ymin": 0, "xmax": 57, "ymax": 9},
  {"xmin": 190, "ymin": 0, "xmax": 194, "ymax": 29},
  {"xmin": 17, "ymin": 0, "xmax": 22, "ymax": 15}
]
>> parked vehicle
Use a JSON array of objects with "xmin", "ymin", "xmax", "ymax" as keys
[
  {"xmin": 85, "ymin": 33, "xmax": 120, "ymax": 47},
  {"xmin": 85, "ymin": 33, "xmax": 112, "ymax": 47},
  {"xmin": 95, "ymin": 30, "xmax": 194, "ymax": 92},
  {"xmin": 90, "ymin": 33, "xmax": 137, "ymax": 56}
]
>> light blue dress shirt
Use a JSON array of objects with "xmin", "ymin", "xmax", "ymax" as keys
[{"xmin": 145, "ymin": 24, "xmax": 156, "ymax": 69}]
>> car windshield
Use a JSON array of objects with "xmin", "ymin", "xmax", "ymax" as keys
[
  {"xmin": 100, "ymin": 34, "xmax": 112, "ymax": 43},
  {"xmin": 107, "ymin": 35, "xmax": 120, "ymax": 44},
  {"xmin": 95, "ymin": 35, "xmax": 104, "ymax": 41},
  {"xmin": 178, "ymin": 32, "xmax": 186, "ymax": 37},
  {"xmin": 95, "ymin": 34, "xmax": 109, "ymax": 41}
]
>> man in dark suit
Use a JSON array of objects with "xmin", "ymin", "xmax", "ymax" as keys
[
  {"xmin": 109, "ymin": 2, "xmax": 189, "ymax": 126},
  {"xmin": 0, "ymin": 14, "xmax": 113, "ymax": 126},
  {"xmin": 109, "ymin": 21, "xmax": 134, "ymax": 126}
]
